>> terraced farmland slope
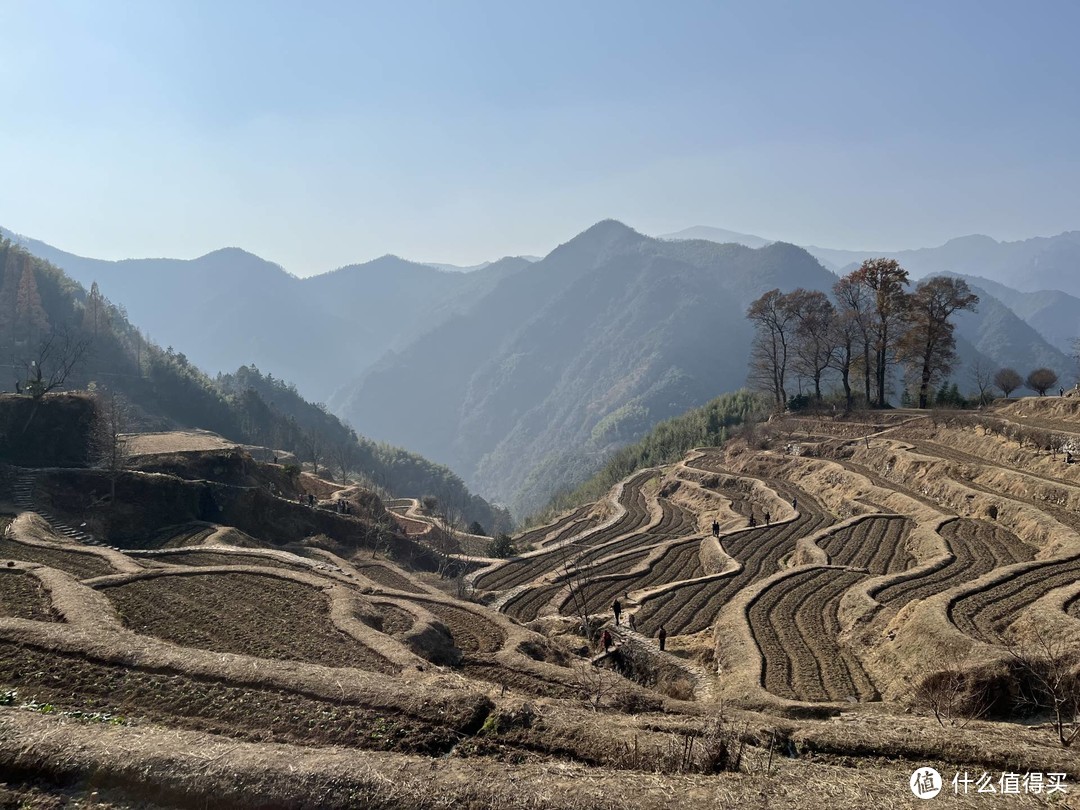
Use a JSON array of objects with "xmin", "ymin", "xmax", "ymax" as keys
[{"xmin": 6, "ymin": 397, "xmax": 1080, "ymax": 808}]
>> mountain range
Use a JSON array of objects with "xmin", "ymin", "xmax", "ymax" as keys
[
  {"xmin": 663, "ymin": 225, "xmax": 1080, "ymax": 297},
  {"xmin": 4, "ymin": 221, "xmax": 1077, "ymax": 518}
]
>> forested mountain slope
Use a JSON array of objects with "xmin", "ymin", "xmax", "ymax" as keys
[
  {"xmin": 0, "ymin": 237, "xmax": 506, "ymax": 532},
  {"xmin": 334, "ymin": 221, "xmax": 838, "ymax": 517},
  {"xmin": 0, "ymin": 227, "xmax": 531, "ymax": 401}
]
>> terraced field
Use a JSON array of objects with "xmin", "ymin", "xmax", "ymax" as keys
[
  {"xmin": 0, "ymin": 571, "xmax": 57, "ymax": 622},
  {"xmin": 515, "ymin": 505, "xmax": 594, "ymax": 549},
  {"xmin": 501, "ymin": 581, "xmax": 565, "ymax": 622},
  {"xmin": 147, "ymin": 549, "xmax": 313, "ymax": 571},
  {"xmin": 562, "ymin": 538, "xmax": 707, "ymax": 618},
  {"xmin": 748, "ymin": 567, "xmax": 877, "ymax": 702},
  {"xmin": 473, "ymin": 470, "xmax": 655, "ymax": 592},
  {"xmin": 0, "ymin": 537, "xmax": 114, "ymax": 579},
  {"xmin": 141, "ymin": 523, "xmax": 217, "ymax": 549},
  {"xmin": 0, "ymin": 640, "xmax": 469, "ymax": 754},
  {"xmin": 458, "ymin": 408, "xmax": 1080, "ymax": 712},
  {"xmin": 417, "ymin": 600, "xmax": 506, "ymax": 655},
  {"xmin": 636, "ymin": 489, "xmax": 833, "ymax": 636},
  {"xmin": 948, "ymin": 553, "xmax": 1080, "ymax": 643},
  {"xmin": 99, "ymin": 572, "xmax": 398, "ymax": 673},
  {"xmin": 816, "ymin": 516, "xmax": 913, "ymax": 575},
  {"xmin": 870, "ymin": 519, "xmax": 1035, "ymax": 608},
  {"xmin": 579, "ymin": 496, "xmax": 695, "ymax": 557},
  {"xmin": 348, "ymin": 560, "xmax": 425, "ymax": 593},
  {"xmin": 11, "ymin": 400, "xmax": 1080, "ymax": 809}
]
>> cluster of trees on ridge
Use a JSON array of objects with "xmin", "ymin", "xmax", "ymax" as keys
[
  {"xmin": 0, "ymin": 236, "xmax": 508, "ymax": 534},
  {"xmin": 747, "ymin": 259, "xmax": 984, "ymax": 411}
]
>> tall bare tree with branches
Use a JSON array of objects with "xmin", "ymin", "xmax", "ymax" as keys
[
  {"xmin": 842, "ymin": 259, "xmax": 911, "ymax": 407},
  {"xmin": 91, "ymin": 387, "xmax": 133, "ymax": 510},
  {"xmin": 788, "ymin": 289, "xmax": 836, "ymax": 402},
  {"xmin": 21, "ymin": 326, "xmax": 91, "ymax": 399},
  {"xmin": 747, "ymin": 289, "xmax": 797, "ymax": 410},
  {"xmin": 833, "ymin": 274, "xmax": 874, "ymax": 408}
]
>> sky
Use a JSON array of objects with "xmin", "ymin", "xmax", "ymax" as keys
[{"xmin": 1, "ymin": 0, "xmax": 1079, "ymax": 276}]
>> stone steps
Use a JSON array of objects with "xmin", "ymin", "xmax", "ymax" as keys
[{"xmin": 12, "ymin": 471, "xmax": 96, "ymax": 545}]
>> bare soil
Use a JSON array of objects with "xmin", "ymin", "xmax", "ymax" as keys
[
  {"xmin": 8, "ymin": 401, "xmax": 1080, "ymax": 808},
  {"xmin": 99, "ymin": 572, "xmax": 397, "ymax": 673},
  {"xmin": 0, "ymin": 571, "xmax": 58, "ymax": 622}
]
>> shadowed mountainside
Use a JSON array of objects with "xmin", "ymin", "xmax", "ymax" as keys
[{"xmin": 333, "ymin": 222, "xmax": 837, "ymax": 517}]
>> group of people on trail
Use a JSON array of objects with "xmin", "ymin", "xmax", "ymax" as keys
[
  {"xmin": 335, "ymin": 498, "xmax": 351, "ymax": 515},
  {"xmin": 711, "ymin": 518, "xmax": 720, "ymax": 537}
]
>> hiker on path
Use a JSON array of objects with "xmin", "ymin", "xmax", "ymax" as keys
[
  {"xmin": 658, "ymin": 626, "xmax": 667, "ymax": 651},
  {"xmin": 764, "ymin": 510, "xmax": 771, "ymax": 526},
  {"xmin": 612, "ymin": 599, "xmax": 622, "ymax": 626},
  {"xmin": 791, "ymin": 496, "xmax": 797, "ymax": 511},
  {"xmin": 307, "ymin": 493, "xmax": 315, "ymax": 507},
  {"xmin": 601, "ymin": 629, "xmax": 613, "ymax": 652},
  {"xmin": 711, "ymin": 519, "xmax": 720, "ymax": 537},
  {"xmin": 628, "ymin": 613, "xmax": 636, "ymax": 631},
  {"xmin": 748, "ymin": 514, "xmax": 756, "ymax": 528}
]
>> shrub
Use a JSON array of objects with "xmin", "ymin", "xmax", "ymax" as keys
[{"xmin": 489, "ymin": 533, "xmax": 515, "ymax": 558}]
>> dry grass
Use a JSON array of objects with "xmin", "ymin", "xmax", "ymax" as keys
[{"xmin": 10, "ymin": 410, "xmax": 1080, "ymax": 807}]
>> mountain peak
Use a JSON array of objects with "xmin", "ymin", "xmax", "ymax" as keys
[
  {"xmin": 200, "ymin": 246, "xmax": 260, "ymax": 258},
  {"xmin": 942, "ymin": 234, "xmax": 998, "ymax": 249},
  {"xmin": 548, "ymin": 220, "xmax": 649, "ymax": 262},
  {"xmin": 579, "ymin": 219, "xmax": 640, "ymax": 239}
]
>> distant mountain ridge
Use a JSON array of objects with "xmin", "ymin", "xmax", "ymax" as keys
[
  {"xmin": 6, "ymin": 220, "xmax": 1076, "ymax": 519},
  {"xmin": 664, "ymin": 225, "xmax": 1080, "ymax": 297},
  {"xmin": 0, "ymin": 227, "xmax": 534, "ymax": 401}
]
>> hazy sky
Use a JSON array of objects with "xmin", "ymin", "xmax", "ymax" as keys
[{"xmin": 2, "ymin": 0, "xmax": 1078, "ymax": 275}]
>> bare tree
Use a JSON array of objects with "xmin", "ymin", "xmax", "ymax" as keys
[
  {"xmin": 969, "ymin": 357, "xmax": 995, "ymax": 406},
  {"xmin": 573, "ymin": 661, "xmax": 620, "ymax": 711},
  {"xmin": 787, "ymin": 289, "xmax": 836, "ymax": 402},
  {"xmin": 1005, "ymin": 621, "xmax": 1080, "ymax": 747},
  {"xmin": 21, "ymin": 326, "xmax": 91, "ymax": 399},
  {"xmin": 833, "ymin": 274, "xmax": 875, "ymax": 408},
  {"xmin": 330, "ymin": 441, "xmax": 356, "ymax": 484},
  {"xmin": 994, "ymin": 367, "xmax": 1023, "ymax": 398},
  {"xmin": 557, "ymin": 541, "xmax": 601, "ymax": 642},
  {"xmin": 844, "ymin": 259, "xmax": 911, "ymax": 407},
  {"xmin": 302, "ymin": 429, "xmax": 324, "ymax": 476},
  {"xmin": 1026, "ymin": 368, "xmax": 1059, "ymax": 397},
  {"xmin": 747, "ymin": 289, "xmax": 797, "ymax": 410},
  {"xmin": 899, "ymin": 277, "xmax": 979, "ymax": 409},
  {"xmin": 913, "ymin": 655, "xmax": 990, "ymax": 729},
  {"xmin": 92, "ymin": 388, "xmax": 133, "ymax": 509}
]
